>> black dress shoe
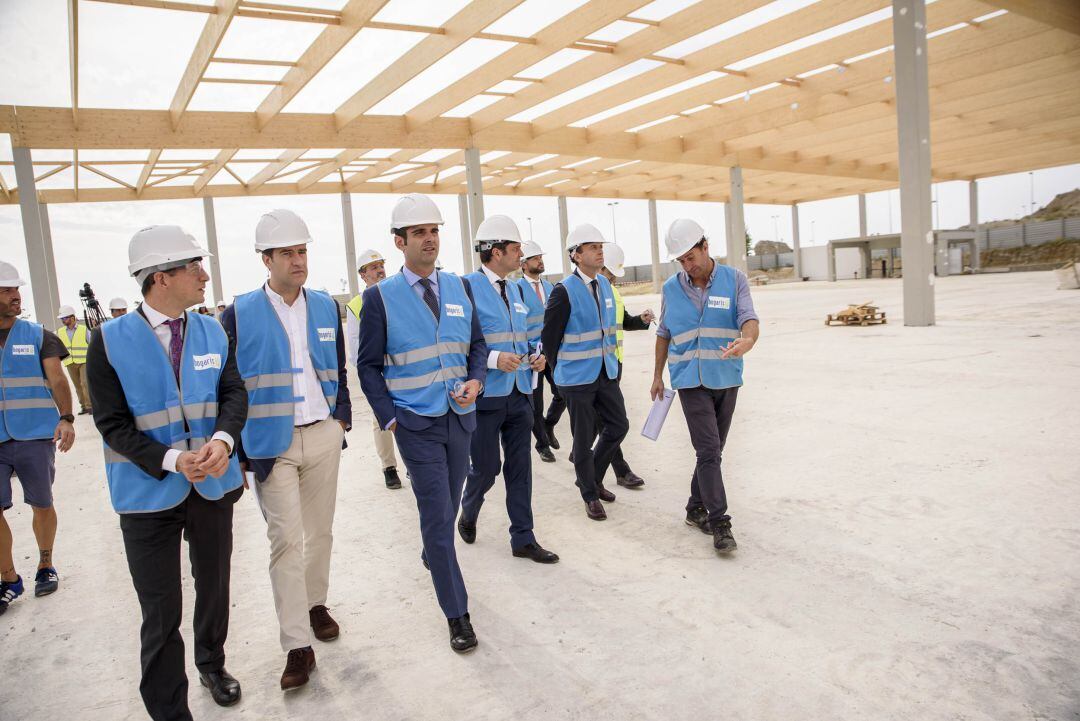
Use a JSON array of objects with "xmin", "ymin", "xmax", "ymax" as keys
[
  {"xmin": 685, "ymin": 506, "xmax": 710, "ymax": 534},
  {"xmin": 616, "ymin": 471, "xmax": 645, "ymax": 488},
  {"xmin": 712, "ymin": 521, "xmax": 738, "ymax": 554},
  {"xmin": 457, "ymin": 517, "xmax": 476, "ymax": 544},
  {"xmin": 537, "ymin": 447, "xmax": 556, "ymax": 463},
  {"xmin": 596, "ymin": 485, "xmax": 616, "ymax": 503},
  {"xmin": 545, "ymin": 423, "xmax": 560, "ymax": 450},
  {"xmin": 448, "ymin": 613, "xmax": 478, "ymax": 653},
  {"xmin": 200, "ymin": 669, "xmax": 241, "ymax": 706},
  {"xmin": 512, "ymin": 543, "xmax": 560, "ymax": 564},
  {"xmin": 383, "ymin": 467, "xmax": 402, "ymax": 489},
  {"xmin": 585, "ymin": 500, "xmax": 606, "ymax": 521}
]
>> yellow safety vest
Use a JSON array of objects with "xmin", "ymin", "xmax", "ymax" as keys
[
  {"xmin": 612, "ymin": 285, "xmax": 625, "ymax": 363},
  {"xmin": 57, "ymin": 323, "xmax": 89, "ymax": 366},
  {"xmin": 346, "ymin": 294, "xmax": 363, "ymax": 320}
]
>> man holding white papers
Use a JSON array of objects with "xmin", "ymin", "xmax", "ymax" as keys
[{"xmin": 650, "ymin": 219, "xmax": 759, "ymax": 554}]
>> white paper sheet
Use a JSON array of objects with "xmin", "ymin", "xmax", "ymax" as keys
[{"xmin": 641, "ymin": 389, "xmax": 676, "ymax": 441}]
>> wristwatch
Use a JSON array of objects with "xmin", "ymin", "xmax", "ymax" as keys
[{"xmin": 59, "ymin": 414, "xmax": 75, "ymax": 423}]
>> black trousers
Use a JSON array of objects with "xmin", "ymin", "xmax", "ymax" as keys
[
  {"xmin": 678, "ymin": 386, "xmax": 739, "ymax": 524},
  {"xmin": 586, "ymin": 362, "xmax": 632, "ymax": 477},
  {"xmin": 537, "ymin": 367, "xmax": 566, "ymax": 443},
  {"xmin": 561, "ymin": 373, "xmax": 629, "ymax": 502},
  {"xmin": 119, "ymin": 486, "xmax": 242, "ymax": 721}
]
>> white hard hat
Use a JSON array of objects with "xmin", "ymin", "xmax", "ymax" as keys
[
  {"xmin": 108, "ymin": 297, "xmax": 128, "ymax": 311},
  {"xmin": 665, "ymin": 218, "xmax": 707, "ymax": 259},
  {"xmin": 255, "ymin": 209, "xmax": 313, "ymax": 252},
  {"xmin": 0, "ymin": 261, "xmax": 27, "ymax": 288},
  {"xmin": 390, "ymin": 193, "xmax": 444, "ymax": 231},
  {"xmin": 604, "ymin": 243, "xmax": 626, "ymax": 278},
  {"xmin": 520, "ymin": 240, "xmax": 544, "ymax": 260},
  {"xmin": 474, "ymin": 215, "xmax": 522, "ymax": 252},
  {"xmin": 57, "ymin": 304, "xmax": 77, "ymax": 319},
  {"xmin": 128, "ymin": 225, "xmax": 211, "ymax": 277},
  {"xmin": 357, "ymin": 248, "xmax": 385, "ymax": 271},
  {"xmin": 566, "ymin": 223, "xmax": 606, "ymax": 253}
]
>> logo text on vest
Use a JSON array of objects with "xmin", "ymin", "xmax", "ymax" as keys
[
  {"xmin": 445, "ymin": 304, "xmax": 465, "ymax": 318},
  {"xmin": 708, "ymin": 296, "xmax": 731, "ymax": 310},
  {"xmin": 317, "ymin": 327, "xmax": 336, "ymax": 342},
  {"xmin": 11, "ymin": 344, "xmax": 35, "ymax": 356},
  {"xmin": 191, "ymin": 353, "xmax": 222, "ymax": 370}
]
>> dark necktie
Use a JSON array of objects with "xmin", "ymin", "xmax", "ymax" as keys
[
  {"xmin": 497, "ymin": 279, "xmax": 510, "ymax": 311},
  {"xmin": 418, "ymin": 277, "xmax": 440, "ymax": 320},
  {"xmin": 165, "ymin": 318, "xmax": 183, "ymax": 381}
]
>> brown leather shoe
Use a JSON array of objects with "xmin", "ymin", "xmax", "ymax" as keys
[
  {"xmin": 585, "ymin": 500, "xmax": 607, "ymax": 521},
  {"xmin": 280, "ymin": 647, "xmax": 316, "ymax": 690},
  {"xmin": 309, "ymin": 604, "xmax": 339, "ymax": 641},
  {"xmin": 596, "ymin": 485, "xmax": 616, "ymax": 503}
]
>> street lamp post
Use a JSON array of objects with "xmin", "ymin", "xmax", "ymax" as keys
[
  {"xmin": 770, "ymin": 214, "xmax": 780, "ymax": 244},
  {"xmin": 811, "ymin": 220, "xmax": 815, "ymax": 243},
  {"xmin": 526, "ymin": 216, "xmax": 533, "ymax": 242},
  {"xmin": 1029, "ymin": 171, "xmax": 1035, "ymax": 216},
  {"xmin": 607, "ymin": 201, "xmax": 619, "ymax": 243}
]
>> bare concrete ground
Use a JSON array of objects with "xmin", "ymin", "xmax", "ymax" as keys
[{"xmin": 1, "ymin": 271, "xmax": 1078, "ymax": 721}]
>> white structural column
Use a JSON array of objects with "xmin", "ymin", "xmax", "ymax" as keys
[
  {"xmin": 339, "ymin": 192, "xmax": 359, "ymax": 299},
  {"xmin": 13, "ymin": 147, "xmax": 60, "ymax": 324},
  {"xmin": 202, "ymin": 197, "xmax": 225, "ymax": 306},
  {"xmin": 858, "ymin": 193, "xmax": 868, "ymax": 237},
  {"xmin": 857, "ymin": 193, "xmax": 869, "ymax": 278},
  {"xmin": 457, "ymin": 193, "xmax": 472, "ymax": 273},
  {"xmin": 464, "ymin": 148, "xmax": 485, "ymax": 271},
  {"xmin": 557, "ymin": 195, "xmax": 569, "ymax": 277},
  {"xmin": 726, "ymin": 167, "xmax": 747, "ymax": 273},
  {"xmin": 791, "ymin": 204, "xmax": 802, "ymax": 281},
  {"xmin": 648, "ymin": 198, "xmax": 661, "ymax": 292},
  {"xmin": 969, "ymin": 180, "xmax": 980, "ymax": 270},
  {"xmin": 892, "ymin": 0, "xmax": 935, "ymax": 326},
  {"xmin": 37, "ymin": 204, "xmax": 61, "ymax": 319}
]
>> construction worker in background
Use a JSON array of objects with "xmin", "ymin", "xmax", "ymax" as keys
[
  {"xmin": 356, "ymin": 193, "xmax": 487, "ymax": 654},
  {"xmin": 572, "ymin": 242, "xmax": 654, "ymax": 489},
  {"xmin": 215, "ymin": 301, "xmax": 226, "ymax": 319},
  {"xmin": 108, "ymin": 297, "xmax": 128, "ymax": 318},
  {"xmin": 86, "ymin": 226, "xmax": 247, "ymax": 716},
  {"xmin": 651, "ymin": 219, "xmax": 760, "ymax": 555},
  {"xmin": 55, "ymin": 305, "xmax": 91, "ymax": 415},
  {"xmin": 222, "ymin": 209, "xmax": 351, "ymax": 691},
  {"xmin": 0, "ymin": 261, "xmax": 75, "ymax": 617},
  {"xmin": 540, "ymin": 224, "xmax": 626, "ymax": 522},
  {"xmin": 345, "ymin": 248, "xmax": 401, "ymax": 490},
  {"xmin": 459, "ymin": 216, "xmax": 558, "ymax": 564},
  {"xmin": 515, "ymin": 241, "xmax": 561, "ymax": 464}
]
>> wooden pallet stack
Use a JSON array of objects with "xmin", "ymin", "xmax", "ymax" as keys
[{"xmin": 826, "ymin": 302, "xmax": 887, "ymax": 326}]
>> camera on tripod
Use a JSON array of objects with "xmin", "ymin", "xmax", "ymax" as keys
[{"xmin": 79, "ymin": 283, "xmax": 107, "ymax": 328}]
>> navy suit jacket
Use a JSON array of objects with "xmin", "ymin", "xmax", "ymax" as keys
[{"xmin": 356, "ymin": 273, "xmax": 487, "ymax": 433}]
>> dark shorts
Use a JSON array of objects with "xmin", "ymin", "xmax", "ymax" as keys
[{"xmin": 0, "ymin": 439, "xmax": 57, "ymax": 510}]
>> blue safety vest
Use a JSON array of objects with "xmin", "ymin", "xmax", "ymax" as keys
[
  {"xmin": 466, "ymin": 271, "xmax": 531, "ymax": 397},
  {"xmin": 101, "ymin": 311, "xmax": 243, "ymax": 513},
  {"xmin": 515, "ymin": 276, "xmax": 553, "ymax": 345},
  {"xmin": 553, "ymin": 272, "xmax": 619, "ymax": 387},
  {"xmin": 378, "ymin": 271, "xmax": 474, "ymax": 417},
  {"xmin": 0, "ymin": 319, "xmax": 60, "ymax": 442},
  {"xmin": 233, "ymin": 287, "xmax": 340, "ymax": 459},
  {"xmin": 662, "ymin": 264, "xmax": 744, "ymax": 390}
]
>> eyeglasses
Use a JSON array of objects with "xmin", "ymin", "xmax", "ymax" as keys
[{"xmin": 166, "ymin": 259, "xmax": 204, "ymax": 275}]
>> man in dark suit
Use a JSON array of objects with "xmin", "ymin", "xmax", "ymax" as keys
[
  {"xmin": 87, "ymin": 225, "xmax": 248, "ymax": 720},
  {"xmin": 356, "ymin": 193, "xmax": 487, "ymax": 653}
]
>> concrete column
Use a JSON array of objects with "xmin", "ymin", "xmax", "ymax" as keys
[
  {"xmin": 38, "ymin": 203, "xmax": 61, "ymax": 320},
  {"xmin": 726, "ymin": 166, "xmax": 747, "ymax": 273},
  {"xmin": 13, "ymin": 147, "xmax": 60, "ymax": 325},
  {"xmin": 892, "ymin": 0, "xmax": 935, "ymax": 326},
  {"xmin": 827, "ymin": 242, "xmax": 837, "ymax": 282},
  {"xmin": 791, "ymin": 204, "xmax": 802, "ymax": 281},
  {"xmin": 969, "ymin": 180, "xmax": 980, "ymax": 270},
  {"xmin": 202, "ymin": 197, "xmax": 225, "ymax": 306},
  {"xmin": 457, "ymin": 193, "xmax": 472, "ymax": 273},
  {"xmin": 464, "ymin": 147, "xmax": 485, "ymax": 238},
  {"xmin": 648, "ymin": 198, "xmax": 661, "ymax": 292},
  {"xmin": 557, "ymin": 195, "xmax": 569, "ymax": 278},
  {"xmin": 858, "ymin": 193, "xmax": 868, "ymax": 237},
  {"xmin": 339, "ymin": 192, "xmax": 359, "ymax": 299}
]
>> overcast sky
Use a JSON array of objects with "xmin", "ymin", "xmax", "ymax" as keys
[{"xmin": 1, "ymin": 0, "xmax": 1077, "ymax": 320}]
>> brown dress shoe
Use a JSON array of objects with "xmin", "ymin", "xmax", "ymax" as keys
[
  {"xmin": 596, "ymin": 485, "xmax": 616, "ymax": 503},
  {"xmin": 309, "ymin": 604, "xmax": 339, "ymax": 641},
  {"xmin": 280, "ymin": 647, "xmax": 316, "ymax": 690},
  {"xmin": 585, "ymin": 500, "xmax": 607, "ymax": 521}
]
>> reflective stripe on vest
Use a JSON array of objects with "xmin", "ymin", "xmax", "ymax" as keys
[
  {"xmin": 612, "ymin": 285, "xmax": 625, "ymax": 363},
  {"xmin": 57, "ymin": 322, "xmax": 89, "ymax": 365},
  {"xmin": 0, "ymin": 319, "xmax": 60, "ymax": 442},
  {"xmin": 101, "ymin": 311, "xmax": 243, "ymax": 513},
  {"xmin": 553, "ymin": 273, "xmax": 619, "ymax": 388},
  {"xmin": 378, "ymin": 271, "xmax": 474, "ymax": 417},
  {"xmin": 234, "ymin": 287, "xmax": 341, "ymax": 459},
  {"xmin": 662, "ymin": 265, "xmax": 744, "ymax": 390},
  {"xmin": 515, "ymin": 276, "xmax": 552, "ymax": 345},
  {"xmin": 465, "ymin": 271, "xmax": 531, "ymax": 397}
]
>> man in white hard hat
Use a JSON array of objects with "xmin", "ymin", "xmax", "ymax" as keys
[
  {"xmin": 345, "ymin": 248, "xmax": 400, "ymax": 490},
  {"xmin": 458, "ymin": 215, "xmax": 558, "ymax": 564},
  {"xmin": 0, "ymin": 261, "xmax": 76, "ymax": 618},
  {"xmin": 540, "ymin": 224, "xmax": 626, "ymax": 522},
  {"xmin": 215, "ymin": 301, "xmax": 226, "ymax": 319},
  {"xmin": 515, "ymin": 241, "xmax": 562, "ymax": 464},
  {"xmin": 108, "ymin": 297, "xmax": 129, "ymax": 318},
  {"xmin": 650, "ymin": 219, "xmax": 759, "ymax": 555},
  {"xmin": 86, "ymin": 226, "xmax": 248, "ymax": 716},
  {"xmin": 55, "ymin": 304, "xmax": 91, "ymax": 415},
  {"xmin": 221, "ymin": 208, "xmax": 351, "ymax": 691},
  {"xmin": 356, "ymin": 193, "xmax": 487, "ymax": 653}
]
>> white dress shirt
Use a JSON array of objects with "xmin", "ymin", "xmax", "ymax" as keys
[
  {"xmin": 263, "ymin": 284, "xmax": 332, "ymax": 426},
  {"xmin": 480, "ymin": 264, "xmax": 519, "ymax": 370},
  {"xmin": 139, "ymin": 301, "xmax": 233, "ymax": 474}
]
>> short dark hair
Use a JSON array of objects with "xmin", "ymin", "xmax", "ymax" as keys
[
  {"xmin": 261, "ymin": 249, "xmax": 276, "ymax": 260},
  {"xmin": 479, "ymin": 241, "xmax": 510, "ymax": 265},
  {"xmin": 140, "ymin": 266, "xmax": 184, "ymax": 296}
]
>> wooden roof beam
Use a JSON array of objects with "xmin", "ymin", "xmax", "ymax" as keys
[{"xmin": 169, "ymin": 0, "xmax": 242, "ymax": 129}]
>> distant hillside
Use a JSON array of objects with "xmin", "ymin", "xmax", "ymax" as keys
[{"xmin": 973, "ymin": 188, "xmax": 1080, "ymax": 229}]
